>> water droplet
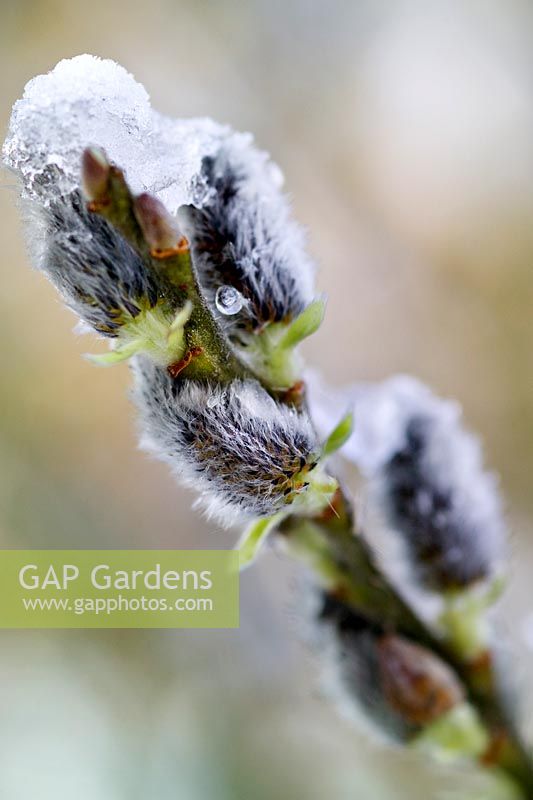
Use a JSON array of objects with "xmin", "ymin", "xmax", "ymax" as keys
[{"xmin": 215, "ymin": 285, "xmax": 244, "ymax": 316}]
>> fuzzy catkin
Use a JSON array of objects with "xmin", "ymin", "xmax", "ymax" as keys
[
  {"xmin": 381, "ymin": 412, "xmax": 501, "ymax": 590},
  {"xmin": 179, "ymin": 140, "xmax": 315, "ymax": 342},
  {"xmin": 28, "ymin": 191, "xmax": 167, "ymax": 336},
  {"xmin": 317, "ymin": 594, "xmax": 464, "ymax": 741},
  {"xmin": 4, "ymin": 55, "xmax": 317, "ymax": 353},
  {"xmin": 132, "ymin": 357, "xmax": 320, "ymax": 524},
  {"xmin": 308, "ymin": 374, "xmax": 505, "ymax": 592}
]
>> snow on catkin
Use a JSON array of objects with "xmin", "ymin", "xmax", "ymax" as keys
[
  {"xmin": 3, "ymin": 54, "xmax": 316, "ymax": 349},
  {"xmin": 308, "ymin": 373, "xmax": 505, "ymax": 591}
]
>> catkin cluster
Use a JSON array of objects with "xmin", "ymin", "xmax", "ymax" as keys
[
  {"xmin": 3, "ymin": 55, "xmax": 321, "ymax": 525},
  {"xmin": 5, "ymin": 57, "xmax": 521, "ymax": 784}
]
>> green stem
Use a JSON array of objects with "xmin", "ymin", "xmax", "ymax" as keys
[
  {"xmin": 89, "ymin": 156, "xmax": 533, "ymax": 798},
  {"xmin": 93, "ymin": 167, "xmax": 244, "ymax": 383},
  {"xmin": 280, "ymin": 490, "xmax": 533, "ymax": 796}
]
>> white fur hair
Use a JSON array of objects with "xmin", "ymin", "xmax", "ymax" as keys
[
  {"xmin": 132, "ymin": 358, "xmax": 319, "ymax": 526},
  {"xmin": 179, "ymin": 136, "xmax": 316, "ymax": 345},
  {"xmin": 308, "ymin": 373, "xmax": 506, "ymax": 591}
]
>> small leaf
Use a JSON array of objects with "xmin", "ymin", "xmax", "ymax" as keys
[
  {"xmin": 322, "ymin": 411, "xmax": 354, "ymax": 457},
  {"xmin": 278, "ymin": 297, "xmax": 326, "ymax": 350},
  {"xmin": 236, "ymin": 512, "xmax": 285, "ymax": 570},
  {"xmin": 85, "ymin": 338, "xmax": 145, "ymax": 366},
  {"xmin": 167, "ymin": 300, "xmax": 193, "ymax": 350},
  {"xmin": 411, "ymin": 704, "xmax": 489, "ymax": 761}
]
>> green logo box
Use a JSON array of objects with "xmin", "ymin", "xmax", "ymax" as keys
[{"xmin": 0, "ymin": 550, "xmax": 239, "ymax": 629}]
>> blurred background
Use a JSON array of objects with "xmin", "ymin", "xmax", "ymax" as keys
[{"xmin": 1, "ymin": 0, "xmax": 533, "ymax": 797}]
